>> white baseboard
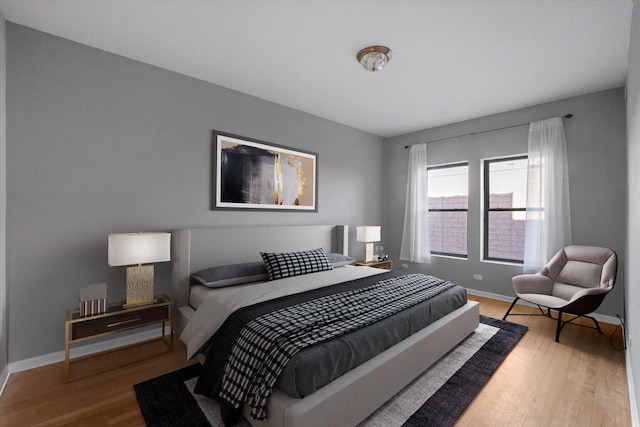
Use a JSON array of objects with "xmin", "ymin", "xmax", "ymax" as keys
[
  {"xmin": 466, "ymin": 287, "xmax": 621, "ymax": 325},
  {"xmin": 627, "ymin": 348, "xmax": 640, "ymax": 427},
  {"xmin": 6, "ymin": 325, "xmax": 172, "ymax": 375},
  {"xmin": 0, "ymin": 364, "xmax": 8, "ymax": 397}
]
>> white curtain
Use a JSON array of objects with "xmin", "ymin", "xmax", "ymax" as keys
[
  {"xmin": 523, "ymin": 117, "xmax": 572, "ymax": 273},
  {"xmin": 400, "ymin": 143, "xmax": 431, "ymax": 263}
]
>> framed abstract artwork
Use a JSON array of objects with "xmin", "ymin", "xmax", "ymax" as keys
[{"xmin": 212, "ymin": 130, "xmax": 318, "ymax": 211}]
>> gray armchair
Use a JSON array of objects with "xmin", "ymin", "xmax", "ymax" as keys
[{"xmin": 503, "ymin": 245, "xmax": 617, "ymax": 342}]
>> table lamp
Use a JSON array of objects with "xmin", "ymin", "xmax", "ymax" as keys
[
  {"xmin": 357, "ymin": 226, "xmax": 381, "ymax": 263},
  {"xmin": 108, "ymin": 232, "xmax": 171, "ymax": 307}
]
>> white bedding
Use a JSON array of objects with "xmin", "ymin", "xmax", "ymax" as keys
[{"xmin": 180, "ymin": 265, "xmax": 386, "ymax": 358}]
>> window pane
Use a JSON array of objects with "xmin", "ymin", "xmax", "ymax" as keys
[
  {"xmin": 428, "ymin": 165, "xmax": 468, "ymax": 209},
  {"xmin": 487, "ymin": 210, "xmax": 525, "ymax": 261},
  {"xmin": 489, "ymin": 158, "xmax": 527, "ymax": 209},
  {"xmin": 428, "ymin": 164, "xmax": 468, "ymax": 257},
  {"xmin": 429, "ymin": 211, "xmax": 467, "ymax": 255}
]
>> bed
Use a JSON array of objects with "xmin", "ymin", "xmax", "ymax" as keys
[{"xmin": 171, "ymin": 225, "xmax": 479, "ymax": 427}]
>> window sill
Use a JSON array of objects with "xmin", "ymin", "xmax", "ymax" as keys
[
  {"xmin": 431, "ymin": 254, "xmax": 468, "ymax": 261},
  {"xmin": 481, "ymin": 259, "xmax": 523, "ymax": 268}
]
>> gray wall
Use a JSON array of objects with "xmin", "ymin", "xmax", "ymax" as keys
[
  {"xmin": 626, "ymin": 0, "xmax": 640, "ymax": 417},
  {"xmin": 4, "ymin": 18, "xmax": 631, "ymax": 369},
  {"xmin": 0, "ymin": 11, "xmax": 6, "ymax": 374},
  {"xmin": 384, "ymin": 88, "xmax": 627, "ymax": 318},
  {"xmin": 6, "ymin": 24, "xmax": 384, "ymax": 362}
]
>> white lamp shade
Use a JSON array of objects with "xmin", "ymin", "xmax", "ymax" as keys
[
  {"xmin": 356, "ymin": 226, "xmax": 381, "ymax": 243},
  {"xmin": 108, "ymin": 232, "xmax": 171, "ymax": 266}
]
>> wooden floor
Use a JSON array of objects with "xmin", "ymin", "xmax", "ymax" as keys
[{"xmin": 0, "ymin": 296, "xmax": 630, "ymax": 426}]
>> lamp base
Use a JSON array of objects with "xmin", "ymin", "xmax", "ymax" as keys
[
  {"xmin": 124, "ymin": 265, "xmax": 156, "ymax": 308},
  {"xmin": 364, "ymin": 242, "xmax": 376, "ymax": 263}
]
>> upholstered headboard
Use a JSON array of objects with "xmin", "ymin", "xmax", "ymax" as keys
[{"xmin": 170, "ymin": 225, "xmax": 348, "ymax": 308}]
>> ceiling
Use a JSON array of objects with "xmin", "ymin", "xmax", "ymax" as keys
[{"xmin": 0, "ymin": 0, "xmax": 633, "ymax": 138}]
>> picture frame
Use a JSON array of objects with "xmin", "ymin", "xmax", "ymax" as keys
[{"xmin": 212, "ymin": 130, "xmax": 318, "ymax": 211}]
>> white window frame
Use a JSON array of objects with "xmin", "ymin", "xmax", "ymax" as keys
[{"xmin": 481, "ymin": 154, "xmax": 528, "ymax": 264}]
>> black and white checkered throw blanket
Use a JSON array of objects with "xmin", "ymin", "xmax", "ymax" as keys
[{"xmin": 218, "ymin": 273, "xmax": 456, "ymax": 420}]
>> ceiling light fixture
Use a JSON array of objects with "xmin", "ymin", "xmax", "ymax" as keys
[{"xmin": 356, "ymin": 46, "xmax": 393, "ymax": 72}]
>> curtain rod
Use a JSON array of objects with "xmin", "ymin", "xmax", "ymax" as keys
[{"xmin": 403, "ymin": 114, "xmax": 573, "ymax": 149}]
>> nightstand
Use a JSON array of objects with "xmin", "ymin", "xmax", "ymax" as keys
[
  {"xmin": 354, "ymin": 260, "xmax": 393, "ymax": 270},
  {"xmin": 64, "ymin": 293, "xmax": 173, "ymax": 382}
]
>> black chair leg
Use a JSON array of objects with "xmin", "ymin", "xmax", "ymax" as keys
[
  {"xmin": 503, "ymin": 297, "xmax": 519, "ymax": 320},
  {"xmin": 586, "ymin": 315, "xmax": 603, "ymax": 334},
  {"xmin": 555, "ymin": 310, "xmax": 563, "ymax": 342}
]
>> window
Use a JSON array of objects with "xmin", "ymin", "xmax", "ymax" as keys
[
  {"xmin": 483, "ymin": 156, "xmax": 528, "ymax": 263},
  {"xmin": 428, "ymin": 163, "xmax": 468, "ymax": 257}
]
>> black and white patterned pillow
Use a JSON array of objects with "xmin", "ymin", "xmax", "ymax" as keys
[{"xmin": 260, "ymin": 248, "xmax": 334, "ymax": 280}]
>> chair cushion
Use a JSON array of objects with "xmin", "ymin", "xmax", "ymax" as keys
[
  {"xmin": 517, "ymin": 293, "xmax": 569, "ymax": 309},
  {"xmin": 564, "ymin": 245, "xmax": 615, "ymax": 265},
  {"xmin": 555, "ymin": 260, "xmax": 602, "ymax": 289},
  {"xmin": 551, "ymin": 282, "xmax": 584, "ymax": 301}
]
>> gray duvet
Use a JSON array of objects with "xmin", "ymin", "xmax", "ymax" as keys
[{"xmin": 275, "ymin": 284, "xmax": 468, "ymax": 397}]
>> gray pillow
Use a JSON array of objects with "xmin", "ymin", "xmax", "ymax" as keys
[
  {"xmin": 191, "ymin": 262, "xmax": 268, "ymax": 288},
  {"xmin": 326, "ymin": 252, "xmax": 356, "ymax": 268}
]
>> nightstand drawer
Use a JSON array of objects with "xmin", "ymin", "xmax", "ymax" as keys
[{"xmin": 71, "ymin": 305, "xmax": 169, "ymax": 340}]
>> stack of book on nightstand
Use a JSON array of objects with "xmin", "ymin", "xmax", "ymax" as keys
[{"xmin": 79, "ymin": 282, "xmax": 107, "ymax": 317}]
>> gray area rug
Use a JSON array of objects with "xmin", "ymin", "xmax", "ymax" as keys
[{"xmin": 135, "ymin": 315, "xmax": 527, "ymax": 427}]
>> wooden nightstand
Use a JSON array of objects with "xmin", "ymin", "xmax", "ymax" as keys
[
  {"xmin": 64, "ymin": 293, "xmax": 173, "ymax": 382},
  {"xmin": 354, "ymin": 260, "xmax": 393, "ymax": 270}
]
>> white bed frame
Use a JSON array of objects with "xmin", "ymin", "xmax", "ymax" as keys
[{"xmin": 171, "ymin": 225, "xmax": 479, "ymax": 427}]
